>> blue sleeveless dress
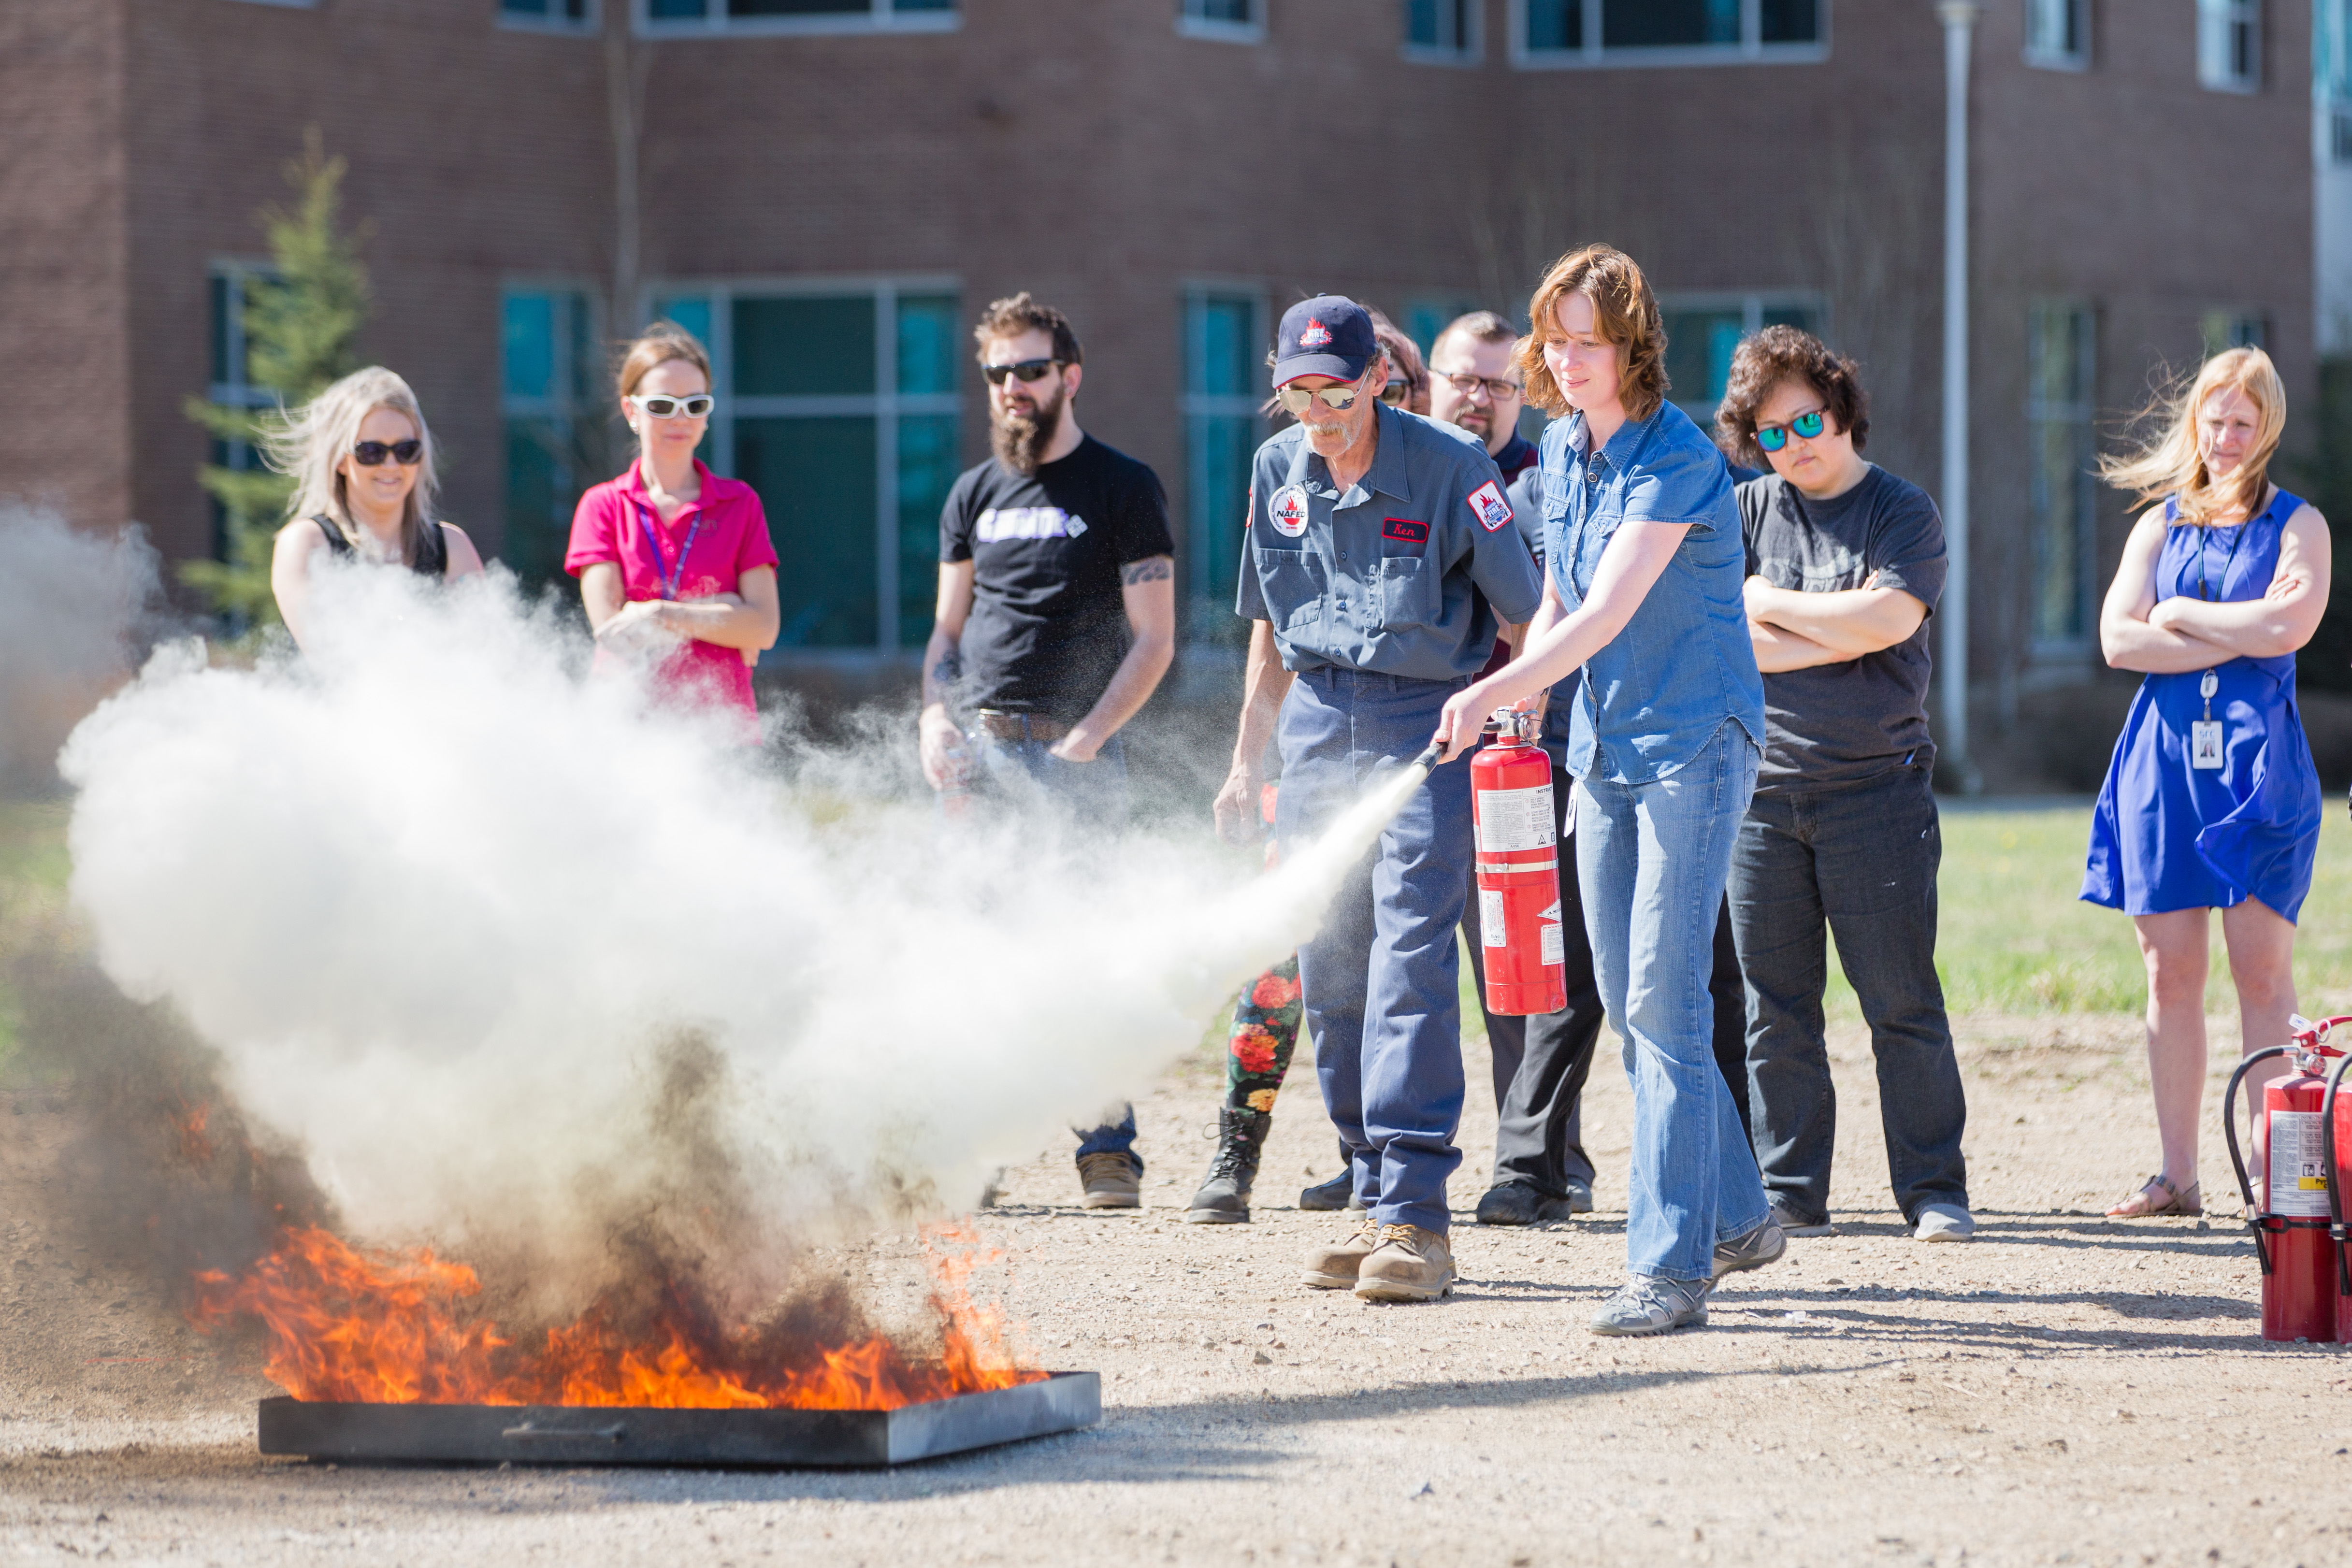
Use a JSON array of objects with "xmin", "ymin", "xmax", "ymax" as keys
[{"xmin": 2082, "ymin": 489, "xmax": 2322, "ymax": 922}]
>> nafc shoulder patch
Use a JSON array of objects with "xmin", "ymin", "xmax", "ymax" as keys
[
  {"xmin": 1269, "ymin": 484, "xmax": 1311, "ymax": 537},
  {"xmin": 1381, "ymin": 518, "xmax": 1429, "ymax": 544},
  {"xmin": 1468, "ymin": 480, "xmax": 1514, "ymax": 532}
]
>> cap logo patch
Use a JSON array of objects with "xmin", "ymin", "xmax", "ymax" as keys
[
  {"xmin": 1468, "ymin": 480, "xmax": 1514, "ymax": 532},
  {"xmin": 1269, "ymin": 484, "xmax": 1311, "ymax": 537},
  {"xmin": 1381, "ymin": 518, "xmax": 1429, "ymax": 545},
  {"xmin": 1299, "ymin": 319, "xmax": 1333, "ymax": 349}
]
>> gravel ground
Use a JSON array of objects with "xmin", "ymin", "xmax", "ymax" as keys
[{"xmin": 4, "ymin": 1011, "xmax": 2350, "ymax": 1568}]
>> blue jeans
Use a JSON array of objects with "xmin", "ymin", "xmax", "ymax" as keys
[
  {"xmin": 1576, "ymin": 720, "xmax": 1769, "ymax": 1281},
  {"xmin": 972, "ymin": 726, "xmax": 1137, "ymax": 1165},
  {"xmin": 1728, "ymin": 764, "xmax": 1968, "ymax": 1223},
  {"xmin": 1276, "ymin": 667, "xmax": 1472, "ymax": 1233}
]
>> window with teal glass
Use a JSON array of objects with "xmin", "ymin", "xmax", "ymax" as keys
[
  {"xmin": 500, "ymin": 0, "xmax": 592, "ymax": 29},
  {"xmin": 1517, "ymin": 0, "xmax": 1820, "ymax": 62},
  {"xmin": 2027, "ymin": 299, "xmax": 2097, "ymax": 652},
  {"xmin": 501, "ymin": 287, "xmax": 597, "ymax": 585},
  {"xmin": 1659, "ymin": 293, "xmax": 1823, "ymax": 423},
  {"xmin": 642, "ymin": 0, "xmax": 960, "ymax": 30},
  {"xmin": 1406, "ymin": 0, "xmax": 1477, "ymax": 57},
  {"xmin": 647, "ymin": 282, "xmax": 961, "ymax": 651},
  {"xmin": 205, "ymin": 263, "xmax": 281, "ymax": 561},
  {"xmin": 1183, "ymin": 291, "xmax": 1263, "ymax": 646}
]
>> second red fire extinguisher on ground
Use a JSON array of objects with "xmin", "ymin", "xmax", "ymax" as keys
[
  {"xmin": 2225, "ymin": 1013, "xmax": 2352, "ymax": 1342},
  {"xmin": 1471, "ymin": 707, "xmax": 1567, "ymax": 1017}
]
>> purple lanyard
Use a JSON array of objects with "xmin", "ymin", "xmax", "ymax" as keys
[{"xmin": 634, "ymin": 499, "xmax": 703, "ymax": 602}]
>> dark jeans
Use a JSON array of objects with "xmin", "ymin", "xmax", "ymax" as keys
[
  {"xmin": 1727, "ymin": 764, "xmax": 1969, "ymax": 1224},
  {"xmin": 1461, "ymin": 756, "xmax": 1751, "ymax": 1198}
]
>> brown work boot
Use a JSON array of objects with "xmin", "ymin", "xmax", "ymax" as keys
[
  {"xmin": 1354, "ymin": 1223, "xmax": 1456, "ymax": 1303},
  {"xmin": 1077, "ymin": 1151, "xmax": 1141, "ymax": 1209},
  {"xmin": 1302, "ymin": 1213, "xmax": 1383, "ymax": 1289}
]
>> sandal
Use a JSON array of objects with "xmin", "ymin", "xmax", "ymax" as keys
[{"xmin": 2106, "ymin": 1173, "xmax": 2202, "ymax": 1218}]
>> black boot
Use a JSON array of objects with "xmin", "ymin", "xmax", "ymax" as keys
[
  {"xmin": 1183, "ymin": 1107, "xmax": 1270, "ymax": 1224},
  {"xmin": 1299, "ymin": 1138, "xmax": 1363, "ymax": 1212}
]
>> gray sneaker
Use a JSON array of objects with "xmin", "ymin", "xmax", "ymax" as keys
[
  {"xmin": 1588, "ymin": 1273, "xmax": 1709, "ymax": 1336},
  {"xmin": 1913, "ymin": 1201, "xmax": 1975, "ymax": 1242},
  {"xmin": 1712, "ymin": 1216, "xmax": 1786, "ymax": 1280},
  {"xmin": 1767, "ymin": 1196, "xmax": 1833, "ymax": 1237}
]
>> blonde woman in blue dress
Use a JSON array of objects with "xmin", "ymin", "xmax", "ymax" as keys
[{"xmin": 2083, "ymin": 347, "xmax": 2329, "ymax": 1218}]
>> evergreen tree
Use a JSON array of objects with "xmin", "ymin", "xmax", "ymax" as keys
[{"xmin": 182, "ymin": 129, "xmax": 371, "ymax": 623}]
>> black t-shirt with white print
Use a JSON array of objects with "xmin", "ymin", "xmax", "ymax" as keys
[{"xmin": 938, "ymin": 434, "xmax": 1174, "ymax": 721}]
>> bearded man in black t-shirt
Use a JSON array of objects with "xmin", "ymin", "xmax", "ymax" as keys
[{"xmin": 917, "ymin": 291, "xmax": 1176, "ymax": 1210}]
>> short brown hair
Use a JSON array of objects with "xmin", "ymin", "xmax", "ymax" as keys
[
  {"xmin": 972, "ymin": 291, "xmax": 1082, "ymax": 366},
  {"xmin": 1433, "ymin": 310, "xmax": 1518, "ymax": 361},
  {"xmin": 1715, "ymin": 326, "xmax": 1870, "ymax": 468},
  {"xmin": 1515, "ymin": 245, "xmax": 1668, "ymax": 422},
  {"xmin": 616, "ymin": 321, "xmax": 712, "ymax": 401}
]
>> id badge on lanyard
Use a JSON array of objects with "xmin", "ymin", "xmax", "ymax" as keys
[{"xmin": 2191, "ymin": 670, "xmax": 2223, "ymax": 770}]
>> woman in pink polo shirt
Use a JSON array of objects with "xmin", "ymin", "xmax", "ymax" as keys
[{"xmin": 566, "ymin": 322, "xmax": 779, "ymax": 718}]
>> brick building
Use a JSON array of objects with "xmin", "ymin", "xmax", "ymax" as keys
[{"xmin": 0, "ymin": 0, "xmax": 2322, "ymax": 783}]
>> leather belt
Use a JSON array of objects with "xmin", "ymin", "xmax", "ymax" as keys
[{"xmin": 973, "ymin": 710, "xmax": 1069, "ymax": 743}]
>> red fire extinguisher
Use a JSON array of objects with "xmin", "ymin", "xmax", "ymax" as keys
[
  {"xmin": 2321, "ymin": 1040, "xmax": 2352, "ymax": 1342},
  {"xmin": 2224, "ymin": 1014, "xmax": 2352, "ymax": 1342},
  {"xmin": 1471, "ymin": 707, "xmax": 1567, "ymax": 1017}
]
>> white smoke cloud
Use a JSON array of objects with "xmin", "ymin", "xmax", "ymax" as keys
[
  {"xmin": 57, "ymin": 563, "xmax": 1413, "ymax": 1317},
  {"xmin": 0, "ymin": 506, "xmax": 164, "ymax": 792}
]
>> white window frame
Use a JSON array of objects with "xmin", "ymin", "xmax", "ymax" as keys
[
  {"xmin": 2025, "ymin": 299, "xmax": 2099, "ymax": 663},
  {"xmin": 1510, "ymin": 0, "xmax": 1829, "ymax": 69},
  {"xmin": 1178, "ymin": 0, "xmax": 1264, "ymax": 44},
  {"xmin": 220, "ymin": 0, "xmax": 317, "ymax": 8},
  {"xmin": 1658, "ymin": 289, "xmax": 1829, "ymax": 423},
  {"xmin": 500, "ymin": 0, "xmax": 598, "ymax": 34},
  {"xmin": 2196, "ymin": 0, "xmax": 2260, "ymax": 93},
  {"xmin": 2022, "ymin": 0, "xmax": 2088, "ymax": 71},
  {"xmin": 641, "ymin": 275, "xmax": 962, "ymax": 656},
  {"xmin": 636, "ymin": 0, "xmax": 958, "ymax": 39},
  {"xmin": 1403, "ymin": 0, "xmax": 1482, "ymax": 64}
]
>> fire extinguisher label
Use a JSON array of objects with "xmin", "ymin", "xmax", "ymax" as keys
[
  {"xmin": 2270, "ymin": 1111, "xmax": 2333, "ymax": 1215},
  {"xmin": 1479, "ymin": 889, "xmax": 1507, "ymax": 946},
  {"xmin": 1476, "ymin": 786, "xmax": 1555, "ymax": 853},
  {"xmin": 1540, "ymin": 919, "xmax": 1564, "ymax": 966}
]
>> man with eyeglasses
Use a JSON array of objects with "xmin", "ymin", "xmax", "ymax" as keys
[
  {"xmin": 1218, "ymin": 295, "xmax": 1543, "ymax": 1303},
  {"xmin": 922, "ymin": 291, "xmax": 1177, "ymax": 1211},
  {"xmin": 1426, "ymin": 311, "xmax": 1536, "ymax": 486},
  {"xmin": 1715, "ymin": 326, "xmax": 1973, "ymax": 1246}
]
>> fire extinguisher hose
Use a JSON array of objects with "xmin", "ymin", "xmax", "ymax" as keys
[
  {"xmin": 2326, "ymin": 1051, "xmax": 2352, "ymax": 1294},
  {"xmin": 2224, "ymin": 1044, "xmax": 2295, "ymax": 1276}
]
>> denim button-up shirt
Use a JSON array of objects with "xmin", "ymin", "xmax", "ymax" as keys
[
  {"xmin": 1237, "ymin": 403, "xmax": 1544, "ymax": 681},
  {"xmin": 1541, "ymin": 401, "xmax": 1764, "ymax": 784}
]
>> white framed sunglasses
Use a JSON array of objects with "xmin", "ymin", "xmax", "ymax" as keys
[{"xmin": 628, "ymin": 393, "xmax": 714, "ymax": 419}]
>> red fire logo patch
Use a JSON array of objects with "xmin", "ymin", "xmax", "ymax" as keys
[
  {"xmin": 1298, "ymin": 319, "xmax": 1334, "ymax": 348},
  {"xmin": 1468, "ymin": 480, "xmax": 1514, "ymax": 532}
]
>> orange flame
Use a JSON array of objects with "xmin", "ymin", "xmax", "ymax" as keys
[{"xmin": 188, "ymin": 1224, "xmax": 1042, "ymax": 1410}]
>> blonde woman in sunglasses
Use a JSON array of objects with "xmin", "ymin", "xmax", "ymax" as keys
[{"xmin": 267, "ymin": 365, "xmax": 484, "ymax": 651}]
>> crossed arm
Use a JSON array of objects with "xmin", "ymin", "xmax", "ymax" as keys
[
  {"xmin": 1744, "ymin": 573, "xmax": 1928, "ymax": 673},
  {"xmin": 580, "ymin": 562, "xmax": 780, "ymax": 662},
  {"xmin": 2098, "ymin": 499, "xmax": 2331, "ymax": 674}
]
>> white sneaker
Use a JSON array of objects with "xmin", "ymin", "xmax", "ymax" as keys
[{"xmin": 1913, "ymin": 1201, "xmax": 1975, "ymax": 1242}]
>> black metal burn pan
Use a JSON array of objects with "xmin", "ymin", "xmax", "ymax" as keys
[{"xmin": 258, "ymin": 1370, "xmax": 1100, "ymax": 1468}]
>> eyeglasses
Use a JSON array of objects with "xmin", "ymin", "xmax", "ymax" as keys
[
  {"xmin": 1275, "ymin": 381, "xmax": 1371, "ymax": 416},
  {"xmin": 1754, "ymin": 409, "xmax": 1828, "ymax": 453},
  {"xmin": 983, "ymin": 359, "xmax": 1061, "ymax": 386},
  {"xmin": 628, "ymin": 393, "xmax": 714, "ymax": 419},
  {"xmin": 1433, "ymin": 369, "xmax": 1523, "ymax": 402},
  {"xmin": 1378, "ymin": 379, "xmax": 1413, "ymax": 407},
  {"xmin": 350, "ymin": 439, "xmax": 423, "ymax": 467}
]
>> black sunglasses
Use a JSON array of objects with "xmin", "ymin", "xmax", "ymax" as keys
[
  {"xmin": 1755, "ymin": 409, "xmax": 1827, "ymax": 453},
  {"xmin": 983, "ymin": 358, "xmax": 1061, "ymax": 386},
  {"xmin": 351, "ymin": 439, "xmax": 423, "ymax": 467}
]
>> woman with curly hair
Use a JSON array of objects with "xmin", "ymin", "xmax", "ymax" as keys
[
  {"xmin": 1433, "ymin": 245, "xmax": 1779, "ymax": 1335},
  {"xmin": 2083, "ymin": 347, "xmax": 2329, "ymax": 1219}
]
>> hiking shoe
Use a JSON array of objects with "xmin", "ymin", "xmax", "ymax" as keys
[
  {"xmin": 1183, "ymin": 1107, "xmax": 1270, "ymax": 1225},
  {"xmin": 1768, "ymin": 1195, "xmax": 1832, "ymax": 1237},
  {"xmin": 1588, "ymin": 1274, "xmax": 1709, "ymax": 1337},
  {"xmin": 1913, "ymin": 1201, "xmax": 1976, "ymax": 1242},
  {"xmin": 1562, "ymin": 1175, "xmax": 1595, "ymax": 1215},
  {"xmin": 1711, "ymin": 1216, "xmax": 1786, "ymax": 1281},
  {"xmin": 1299, "ymin": 1170, "xmax": 1359, "ymax": 1210},
  {"xmin": 1355, "ymin": 1224, "xmax": 1456, "ymax": 1303},
  {"xmin": 1302, "ymin": 1214, "xmax": 1384, "ymax": 1289},
  {"xmin": 1475, "ymin": 1181, "xmax": 1576, "ymax": 1226},
  {"xmin": 1077, "ymin": 1151, "xmax": 1141, "ymax": 1209}
]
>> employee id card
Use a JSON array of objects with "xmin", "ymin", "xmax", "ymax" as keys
[{"xmin": 2192, "ymin": 671, "xmax": 2223, "ymax": 770}]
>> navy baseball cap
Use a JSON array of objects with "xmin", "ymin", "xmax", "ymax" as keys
[{"xmin": 1273, "ymin": 295, "xmax": 1378, "ymax": 386}]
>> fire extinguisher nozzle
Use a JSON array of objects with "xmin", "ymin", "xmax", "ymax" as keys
[{"xmin": 1409, "ymin": 741, "xmax": 1443, "ymax": 775}]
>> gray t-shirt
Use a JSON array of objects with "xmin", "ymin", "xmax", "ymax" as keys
[{"xmin": 1736, "ymin": 465, "xmax": 1946, "ymax": 791}]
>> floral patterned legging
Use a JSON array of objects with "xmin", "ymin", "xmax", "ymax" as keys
[{"xmin": 1225, "ymin": 957, "xmax": 1304, "ymax": 1113}]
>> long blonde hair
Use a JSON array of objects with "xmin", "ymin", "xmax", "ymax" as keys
[
  {"xmin": 2099, "ymin": 346, "xmax": 2284, "ymax": 526},
  {"xmin": 262, "ymin": 366, "xmax": 441, "ymax": 563}
]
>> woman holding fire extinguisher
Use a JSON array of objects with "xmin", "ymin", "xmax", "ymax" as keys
[
  {"xmin": 2083, "ymin": 346, "xmax": 2329, "ymax": 1218},
  {"xmin": 1433, "ymin": 245, "xmax": 1778, "ymax": 1337},
  {"xmin": 565, "ymin": 322, "xmax": 780, "ymax": 726}
]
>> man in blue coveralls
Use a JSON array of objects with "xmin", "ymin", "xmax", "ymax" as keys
[{"xmin": 1214, "ymin": 295, "xmax": 1545, "ymax": 1304}]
